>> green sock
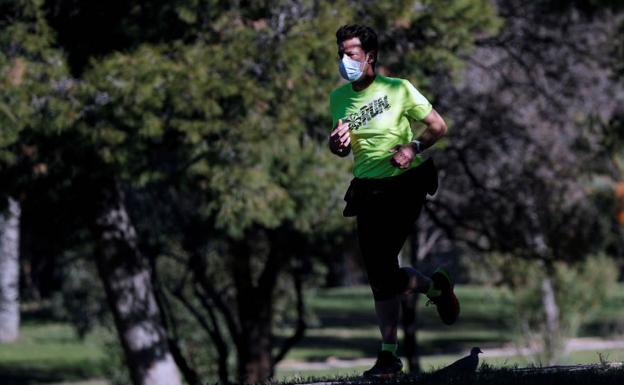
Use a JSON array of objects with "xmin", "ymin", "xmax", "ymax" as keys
[
  {"xmin": 425, "ymin": 280, "xmax": 440, "ymax": 297},
  {"xmin": 381, "ymin": 342, "xmax": 398, "ymax": 355}
]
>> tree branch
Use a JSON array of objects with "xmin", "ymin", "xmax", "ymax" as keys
[
  {"xmin": 193, "ymin": 284, "xmax": 231, "ymax": 383},
  {"xmin": 257, "ymin": 227, "xmax": 290, "ymax": 299},
  {"xmin": 149, "ymin": 256, "xmax": 201, "ymax": 385},
  {"xmin": 171, "ymin": 287, "xmax": 230, "ymax": 384},
  {"xmin": 272, "ymin": 267, "xmax": 306, "ymax": 366},
  {"xmin": 190, "ymin": 251, "xmax": 243, "ymax": 348},
  {"xmin": 425, "ymin": 202, "xmax": 493, "ymax": 253}
]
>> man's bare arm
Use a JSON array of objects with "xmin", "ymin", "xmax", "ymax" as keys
[
  {"xmin": 412, "ymin": 108, "xmax": 448, "ymax": 152},
  {"xmin": 389, "ymin": 108, "xmax": 448, "ymax": 169}
]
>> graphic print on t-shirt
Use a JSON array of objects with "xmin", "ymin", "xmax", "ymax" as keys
[
  {"xmin": 329, "ymin": 75, "xmax": 432, "ymax": 178},
  {"xmin": 345, "ymin": 95, "xmax": 391, "ymax": 131}
]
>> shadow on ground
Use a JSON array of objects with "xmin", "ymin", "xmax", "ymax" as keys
[
  {"xmin": 278, "ymin": 365, "xmax": 624, "ymax": 385},
  {"xmin": 0, "ymin": 361, "xmax": 102, "ymax": 385}
]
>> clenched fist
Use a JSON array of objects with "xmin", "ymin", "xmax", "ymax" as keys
[
  {"xmin": 388, "ymin": 143, "xmax": 417, "ymax": 169},
  {"xmin": 329, "ymin": 119, "xmax": 351, "ymax": 156}
]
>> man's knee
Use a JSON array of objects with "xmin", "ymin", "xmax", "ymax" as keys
[
  {"xmin": 371, "ymin": 284, "xmax": 397, "ymax": 301},
  {"xmin": 369, "ymin": 271, "xmax": 408, "ymax": 300}
]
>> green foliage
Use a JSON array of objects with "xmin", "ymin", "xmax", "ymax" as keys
[
  {"xmin": 469, "ymin": 253, "xmax": 619, "ymax": 365},
  {"xmin": 553, "ymin": 255, "xmax": 618, "ymax": 336},
  {"xmin": 349, "ymin": 0, "xmax": 501, "ymax": 92},
  {"xmin": 50, "ymin": 259, "xmax": 108, "ymax": 338},
  {"xmin": 70, "ymin": 1, "xmax": 356, "ymax": 238},
  {"xmin": 0, "ymin": 7, "xmax": 77, "ymax": 195}
]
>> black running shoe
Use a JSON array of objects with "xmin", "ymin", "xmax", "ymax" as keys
[
  {"xmin": 426, "ymin": 267, "xmax": 460, "ymax": 325},
  {"xmin": 363, "ymin": 350, "xmax": 403, "ymax": 379}
]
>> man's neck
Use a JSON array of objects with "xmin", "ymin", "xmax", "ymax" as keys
[{"xmin": 351, "ymin": 72, "xmax": 376, "ymax": 92}]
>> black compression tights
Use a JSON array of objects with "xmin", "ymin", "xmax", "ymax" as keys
[{"xmin": 355, "ymin": 171, "xmax": 427, "ymax": 301}]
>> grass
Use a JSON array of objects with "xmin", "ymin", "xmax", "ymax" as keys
[
  {"xmin": 2, "ymin": 284, "xmax": 624, "ymax": 384},
  {"xmin": 275, "ymin": 348, "xmax": 624, "ymax": 381},
  {"xmin": 275, "ymin": 365, "xmax": 624, "ymax": 385},
  {"xmin": 273, "ymin": 284, "xmax": 624, "ymax": 380},
  {"xmin": 275, "ymin": 285, "xmax": 515, "ymax": 363},
  {"xmin": 0, "ymin": 321, "xmax": 108, "ymax": 384}
]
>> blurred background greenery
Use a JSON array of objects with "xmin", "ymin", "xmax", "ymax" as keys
[{"xmin": 1, "ymin": 0, "xmax": 624, "ymax": 384}]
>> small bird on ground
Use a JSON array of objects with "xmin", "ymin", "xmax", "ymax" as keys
[{"xmin": 436, "ymin": 347, "xmax": 483, "ymax": 374}]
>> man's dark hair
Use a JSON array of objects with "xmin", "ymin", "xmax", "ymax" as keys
[{"xmin": 336, "ymin": 24, "xmax": 378, "ymax": 64}]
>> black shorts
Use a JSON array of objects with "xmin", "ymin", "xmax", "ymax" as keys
[{"xmin": 343, "ymin": 158, "xmax": 438, "ymax": 301}]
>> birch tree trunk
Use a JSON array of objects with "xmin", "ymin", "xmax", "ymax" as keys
[
  {"xmin": 541, "ymin": 271, "xmax": 562, "ymax": 365},
  {"xmin": 0, "ymin": 198, "xmax": 20, "ymax": 343},
  {"xmin": 92, "ymin": 187, "xmax": 181, "ymax": 385}
]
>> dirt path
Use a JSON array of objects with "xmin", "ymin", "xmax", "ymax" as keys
[{"xmin": 276, "ymin": 337, "xmax": 624, "ymax": 371}]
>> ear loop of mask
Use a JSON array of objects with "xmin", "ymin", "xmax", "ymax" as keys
[{"xmin": 364, "ymin": 53, "xmax": 370, "ymax": 70}]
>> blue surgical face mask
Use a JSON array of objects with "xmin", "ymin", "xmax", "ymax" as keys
[{"xmin": 338, "ymin": 54, "xmax": 367, "ymax": 82}]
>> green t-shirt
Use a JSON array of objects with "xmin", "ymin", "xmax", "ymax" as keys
[{"xmin": 329, "ymin": 75, "xmax": 433, "ymax": 179}]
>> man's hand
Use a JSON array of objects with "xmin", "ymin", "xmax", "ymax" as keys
[
  {"xmin": 388, "ymin": 143, "xmax": 417, "ymax": 169},
  {"xmin": 329, "ymin": 119, "xmax": 351, "ymax": 156},
  {"xmin": 388, "ymin": 109, "xmax": 448, "ymax": 168}
]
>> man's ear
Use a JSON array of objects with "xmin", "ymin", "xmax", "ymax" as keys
[{"xmin": 366, "ymin": 51, "xmax": 376, "ymax": 64}]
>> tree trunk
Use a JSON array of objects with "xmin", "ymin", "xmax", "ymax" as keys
[
  {"xmin": 401, "ymin": 224, "xmax": 422, "ymax": 373},
  {"xmin": 401, "ymin": 292, "xmax": 421, "ymax": 373},
  {"xmin": 230, "ymin": 230, "xmax": 292, "ymax": 384},
  {"xmin": 92, "ymin": 187, "xmax": 181, "ymax": 385},
  {"xmin": 541, "ymin": 269, "xmax": 561, "ymax": 365},
  {"xmin": 0, "ymin": 198, "xmax": 20, "ymax": 343},
  {"xmin": 238, "ymin": 314, "xmax": 273, "ymax": 385},
  {"xmin": 230, "ymin": 238, "xmax": 273, "ymax": 384}
]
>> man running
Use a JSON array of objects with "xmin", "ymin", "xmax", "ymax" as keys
[{"xmin": 328, "ymin": 24, "xmax": 460, "ymax": 378}]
